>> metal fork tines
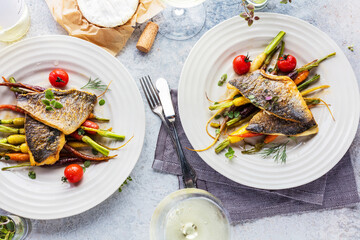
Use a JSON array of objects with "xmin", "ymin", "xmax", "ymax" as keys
[
  {"xmin": 140, "ymin": 75, "xmax": 167, "ymax": 124},
  {"xmin": 140, "ymin": 76, "xmax": 197, "ymax": 188}
]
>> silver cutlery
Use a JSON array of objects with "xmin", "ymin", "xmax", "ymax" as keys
[{"xmin": 140, "ymin": 76, "xmax": 197, "ymax": 188}]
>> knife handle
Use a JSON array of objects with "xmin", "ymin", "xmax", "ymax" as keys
[{"xmin": 169, "ymin": 121, "xmax": 198, "ymax": 189}]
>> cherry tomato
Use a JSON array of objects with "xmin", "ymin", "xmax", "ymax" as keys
[
  {"xmin": 82, "ymin": 120, "xmax": 99, "ymax": 135},
  {"xmin": 277, "ymin": 55, "xmax": 297, "ymax": 73},
  {"xmin": 70, "ymin": 131, "xmax": 83, "ymax": 141},
  {"xmin": 233, "ymin": 55, "xmax": 251, "ymax": 75},
  {"xmin": 64, "ymin": 164, "xmax": 83, "ymax": 183},
  {"xmin": 49, "ymin": 69, "xmax": 69, "ymax": 88}
]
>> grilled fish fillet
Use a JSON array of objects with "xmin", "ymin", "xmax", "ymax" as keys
[
  {"xmin": 229, "ymin": 70, "xmax": 313, "ymax": 123},
  {"xmin": 17, "ymin": 89, "xmax": 97, "ymax": 135},
  {"xmin": 25, "ymin": 115, "xmax": 65, "ymax": 166},
  {"xmin": 247, "ymin": 111, "xmax": 318, "ymax": 136}
]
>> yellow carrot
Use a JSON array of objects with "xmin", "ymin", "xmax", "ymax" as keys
[
  {"xmin": 20, "ymin": 143, "xmax": 28, "ymax": 153},
  {"xmin": 7, "ymin": 135, "xmax": 26, "ymax": 145},
  {"xmin": 301, "ymin": 85, "xmax": 330, "ymax": 96}
]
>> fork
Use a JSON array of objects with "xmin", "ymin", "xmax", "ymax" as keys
[{"xmin": 140, "ymin": 76, "xmax": 197, "ymax": 188}]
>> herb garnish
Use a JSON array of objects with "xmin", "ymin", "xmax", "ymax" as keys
[
  {"xmin": 242, "ymin": 143, "xmax": 265, "ymax": 154},
  {"xmin": 81, "ymin": 77, "xmax": 107, "ymax": 91},
  {"xmin": 261, "ymin": 142, "xmax": 288, "ymax": 163},
  {"xmin": 82, "ymin": 161, "xmax": 91, "ymax": 172},
  {"xmin": 214, "ymin": 115, "xmax": 221, "ymax": 120},
  {"xmin": 218, "ymin": 74, "xmax": 228, "ymax": 86},
  {"xmin": 225, "ymin": 111, "xmax": 240, "ymax": 119},
  {"xmin": 239, "ymin": 1, "xmax": 259, "ymax": 27},
  {"xmin": 0, "ymin": 216, "xmax": 15, "ymax": 240},
  {"xmin": 225, "ymin": 146, "xmax": 235, "ymax": 160},
  {"xmin": 28, "ymin": 171, "xmax": 36, "ymax": 179},
  {"xmin": 348, "ymin": 45, "xmax": 354, "ymax": 52},
  {"xmin": 240, "ymin": 0, "xmax": 292, "ymax": 26},
  {"xmin": 99, "ymin": 99, "xmax": 105, "ymax": 106},
  {"xmin": 77, "ymin": 128, "xmax": 85, "ymax": 136},
  {"xmin": 42, "ymin": 90, "xmax": 63, "ymax": 111},
  {"xmin": 119, "ymin": 176, "xmax": 133, "ymax": 192},
  {"xmin": 84, "ymin": 161, "xmax": 91, "ymax": 168},
  {"xmin": 215, "ymin": 128, "xmax": 220, "ymax": 135},
  {"xmin": 248, "ymin": 95, "xmax": 257, "ymax": 104}
]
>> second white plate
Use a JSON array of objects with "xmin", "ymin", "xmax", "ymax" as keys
[
  {"xmin": 0, "ymin": 35, "xmax": 145, "ymax": 219},
  {"xmin": 178, "ymin": 13, "xmax": 359, "ymax": 190}
]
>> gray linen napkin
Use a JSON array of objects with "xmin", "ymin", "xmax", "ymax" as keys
[{"xmin": 153, "ymin": 90, "xmax": 360, "ymax": 224}]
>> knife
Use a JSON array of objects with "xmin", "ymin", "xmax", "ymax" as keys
[
  {"xmin": 156, "ymin": 78, "xmax": 175, "ymax": 122},
  {"xmin": 156, "ymin": 78, "xmax": 197, "ymax": 188}
]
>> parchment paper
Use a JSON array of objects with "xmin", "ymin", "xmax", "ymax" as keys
[{"xmin": 45, "ymin": 0, "xmax": 165, "ymax": 55}]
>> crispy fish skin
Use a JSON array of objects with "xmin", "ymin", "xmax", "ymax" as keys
[
  {"xmin": 229, "ymin": 70, "xmax": 313, "ymax": 123},
  {"xmin": 247, "ymin": 111, "xmax": 318, "ymax": 136},
  {"xmin": 25, "ymin": 115, "xmax": 65, "ymax": 166},
  {"xmin": 17, "ymin": 89, "xmax": 97, "ymax": 135}
]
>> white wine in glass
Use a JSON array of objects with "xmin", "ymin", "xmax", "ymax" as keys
[
  {"xmin": 152, "ymin": 0, "xmax": 207, "ymax": 40},
  {"xmin": 150, "ymin": 189, "xmax": 231, "ymax": 240}
]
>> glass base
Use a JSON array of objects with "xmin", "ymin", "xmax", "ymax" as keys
[{"xmin": 152, "ymin": 4, "xmax": 206, "ymax": 41}]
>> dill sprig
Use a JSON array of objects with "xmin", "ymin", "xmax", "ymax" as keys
[
  {"xmin": 119, "ymin": 176, "xmax": 133, "ymax": 192},
  {"xmin": 81, "ymin": 77, "xmax": 108, "ymax": 91},
  {"xmin": 261, "ymin": 141, "xmax": 288, "ymax": 164}
]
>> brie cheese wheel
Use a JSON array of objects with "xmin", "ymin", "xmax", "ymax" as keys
[{"xmin": 77, "ymin": 0, "xmax": 139, "ymax": 28}]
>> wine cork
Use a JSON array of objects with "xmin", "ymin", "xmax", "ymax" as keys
[{"xmin": 136, "ymin": 22, "xmax": 159, "ymax": 53}]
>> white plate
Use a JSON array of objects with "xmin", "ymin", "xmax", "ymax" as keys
[
  {"xmin": 0, "ymin": 35, "xmax": 145, "ymax": 219},
  {"xmin": 178, "ymin": 13, "xmax": 360, "ymax": 190}
]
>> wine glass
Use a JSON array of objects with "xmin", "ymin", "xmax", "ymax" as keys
[
  {"xmin": 0, "ymin": 0, "xmax": 30, "ymax": 42},
  {"xmin": 0, "ymin": 215, "xmax": 31, "ymax": 240},
  {"xmin": 245, "ymin": 0, "xmax": 269, "ymax": 10},
  {"xmin": 150, "ymin": 188, "xmax": 232, "ymax": 240},
  {"xmin": 152, "ymin": 0, "xmax": 207, "ymax": 40}
]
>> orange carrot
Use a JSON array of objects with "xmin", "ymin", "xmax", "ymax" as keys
[
  {"xmin": 0, "ymin": 105, "xmax": 25, "ymax": 114},
  {"xmin": 2, "ymin": 76, "xmax": 9, "ymax": 83},
  {"xmin": 294, "ymin": 70, "xmax": 309, "ymax": 85},
  {"xmin": 229, "ymin": 133, "xmax": 262, "ymax": 138},
  {"xmin": 264, "ymin": 135, "xmax": 278, "ymax": 144},
  {"xmin": 4, "ymin": 153, "xmax": 29, "ymax": 161}
]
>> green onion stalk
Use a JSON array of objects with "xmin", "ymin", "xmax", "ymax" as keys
[
  {"xmin": 0, "ymin": 125, "xmax": 25, "ymax": 134},
  {"xmin": 81, "ymin": 127, "xmax": 125, "ymax": 141},
  {"xmin": 298, "ymin": 74, "xmax": 320, "ymax": 92},
  {"xmin": 270, "ymin": 40, "xmax": 285, "ymax": 74},
  {"xmin": 288, "ymin": 52, "xmax": 336, "ymax": 80},
  {"xmin": 81, "ymin": 136, "xmax": 110, "ymax": 156},
  {"xmin": 0, "ymin": 141, "xmax": 21, "ymax": 152},
  {"xmin": 249, "ymin": 31, "xmax": 286, "ymax": 72},
  {"xmin": 296, "ymin": 53, "xmax": 336, "ymax": 73},
  {"xmin": 215, "ymin": 139, "xmax": 230, "ymax": 154},
  {"xmin": 2, "ymin": 162, "xmax": 31, "ymax": 171}
]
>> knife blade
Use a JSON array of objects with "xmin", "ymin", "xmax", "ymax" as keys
[{"xmin": 156, "ymin": 78, "xmax": 175, "ymax": 121}]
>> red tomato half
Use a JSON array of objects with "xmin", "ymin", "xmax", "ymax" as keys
[
  {"xmin": 64, "ymin": 164, "xmax": 83, "ymax": 183},
  {"xmin": 233, "ymin": 55, "xmax": 251, "ymax": 75},
  {"xmin": 49, "ymin": 69, "xmax": 69, "ymax": 88},
  {"xmin": 277, "ymin": 55, "xmax": 297, "ymax": 73}
]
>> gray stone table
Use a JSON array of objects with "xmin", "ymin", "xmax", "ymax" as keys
[{"xmin": 1, "ymin": 0, "xmax": 360, "ymax": 239}]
